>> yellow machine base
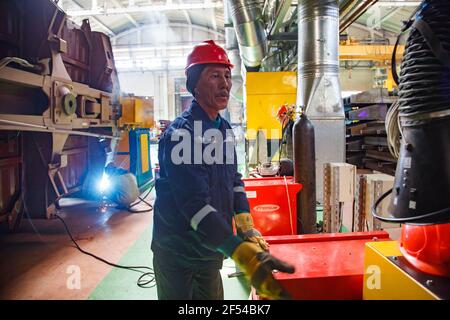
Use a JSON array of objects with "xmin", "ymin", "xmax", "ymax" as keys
[{"xmin": 363, "ymin": 241, "xmax": 444, "ymax": 300}]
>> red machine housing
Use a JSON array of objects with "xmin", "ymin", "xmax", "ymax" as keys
[
  {"xmin": 252, "ymin": 231, "xmax": 391, "ymax": 300},
  {"xmin": 243, "ymin": 177, "xmax": 302, "ymax": 236},
  {"xmin": 400, "ymin": 222, "xmax": 450, "ymax": 277}
]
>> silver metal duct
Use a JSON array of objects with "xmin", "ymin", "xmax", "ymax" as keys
[
  {"xmin": 227, "ymin": 0, "xmax": 268, "ymax": 69},
  {"xmin": 224, "ymin": 0, "xmax": 238, "ymax": 51},
  {"xmin": 297, "ymin": 0, "xmax": 345, "ymax": 203},
  {"xmin": 339, "ymin": 0, "xmax": 379, "ymax": 33},
  {"xmin": 268, "ymin": 0, "xmax": 294, "ymax": 37},
  {"xmin": 224, "ymin": 0, "xmax": 241, "ymax": 77},
  {"xmin": 262, "ymin": 0, "xmax": 277, "ymax": 24},
  {"xmin": 224, "ymin": 0, "xmax": 243, "ymax": 105}
]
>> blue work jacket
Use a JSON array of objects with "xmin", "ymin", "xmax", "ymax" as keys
[{"xmin": 152, "ymin": 100, "xmax": 249, "ymax": 268}]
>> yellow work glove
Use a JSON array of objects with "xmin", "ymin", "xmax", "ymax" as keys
[
  {"xmin": 235, "ymin": 212, "xmax": 269, "ymax": 251},
  {"xmin": 231, "ymin": 241, "xmax": 295, "ymax": 300}
]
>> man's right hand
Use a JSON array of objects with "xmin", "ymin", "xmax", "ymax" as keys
[{"xmin": 231, "ymin": 241, "xmax": 295, "ymax": 300}]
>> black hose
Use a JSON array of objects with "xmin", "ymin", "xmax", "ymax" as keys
[
  {"xmin": 372, "ymin": 188, "xmax": 450, "ymax": 224},
  {"xmin": 373, "ymin": 0, "xmax": 450, "ymax": 225},
  {"xmin": 126, "ymin": 183, "xmax": 154, "ymax": 213},
  {"xmin": 397, "ymin": 0, "xmax": 450, "ymax": 117}
]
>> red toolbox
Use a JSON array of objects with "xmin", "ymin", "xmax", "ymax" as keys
[
  {"xmin": 252, "ymin": 231, "xmax": 391, "ymax": 300},
  {"xmin": 243, "ymin": 177, "xmax": 302, "ymax": 236}
]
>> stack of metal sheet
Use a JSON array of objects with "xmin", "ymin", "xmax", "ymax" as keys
[{"xmin": 344, "ymin": 89, "xmax": 398, "ymax": 175}]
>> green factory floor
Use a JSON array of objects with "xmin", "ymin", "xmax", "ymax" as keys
[
  {"xmin": 88, "ymin": 204, "xmax": 328, "ymax": 300},
  {"xmin": 88, "ymin": 226, "xmax": 251, "ymax": 300},
  {"xmin": 0, "ymin": 190, "xmax": 324, "ymax": 300}
]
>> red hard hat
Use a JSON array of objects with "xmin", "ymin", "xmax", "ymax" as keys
[
  {"xmin": 185, "ymin": 40, "xmax": 233, "ymax": 74},
  {"xmin": 400, "ymin": 222, "xmax": 450, "ymax": 277},
  {"xmin": 277, "ymin": 105, "xmax": 288, "ymax": 119}
]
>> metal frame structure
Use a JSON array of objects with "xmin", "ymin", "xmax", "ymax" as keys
[
  {"xmin": 45, "ymin": 0, "xmax": 420, "ymax": 84},
  {"xmin": 0, "ymin": 1, "xmax": 120, "ymax": 223}
]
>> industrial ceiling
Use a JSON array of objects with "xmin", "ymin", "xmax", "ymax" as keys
[{"xmin": 56, "ymin": 0, "xmax": 420, "ymax": 71}]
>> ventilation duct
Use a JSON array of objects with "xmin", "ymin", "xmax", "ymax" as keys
[
  {"xmin": 296, "ymin": 0, "xmax": 345, "ymax": 203},
  {"xmin": 227, "ymin": 0, "xmax": 268, "ymax": 70}
]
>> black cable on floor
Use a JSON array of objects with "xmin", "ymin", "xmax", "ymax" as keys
[
  {"xmin": 127, "ymin": 183, "xmax": 154, "ymax": 213},
  {"xmin": 20, "ymin": 136, "xmax": 156, "ymax": 288},
  {"xmin": 55, "ymin": 214, "xmax": 156, "ymax": 289}
]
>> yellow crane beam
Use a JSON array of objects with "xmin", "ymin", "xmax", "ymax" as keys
[{"xmin": 339, "ymin": 45, "xmax": 405, "ymax": 61}]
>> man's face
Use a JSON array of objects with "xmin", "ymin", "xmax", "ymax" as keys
[{"xmin": 195, "ymin": 64, "xmax": 232, "ymax": 113}]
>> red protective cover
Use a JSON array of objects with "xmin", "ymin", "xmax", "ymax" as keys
[
  {"xmin": 243, "ymin": 177, "xmax": 302, "ymax": 236},
  {"xmin": 252, "ymin": 231, "xmax": 391, "ymax": 300}
]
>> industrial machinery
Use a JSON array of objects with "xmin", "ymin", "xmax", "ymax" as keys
[
  {"xmin": 253, "ymin": 231, "xmax": 391, "ymax": 300},
  {"xmin": 242, "ymin": 177, "xmax": 302, "ymax": 236},
  {"xmin": 245, "ymin": 71, "xmax": 297, "ymax": 166},
  {"xmin": 367, "ymin": 0, "xmax": 450, "ymax": 299},
  {"xmin": 244, "ymin": 0, "xmax": 449, "ymax": 300},
  {"xmin": 0, "ymin": 0, "xmax": 121, "ymax": 227},
  {"xmin": 242, "ymin": 0, "xmax": 345, "ymax": 232},
  {"xmin": 114, "ymin": 96, "xmax": 154, "ymax": 191}
]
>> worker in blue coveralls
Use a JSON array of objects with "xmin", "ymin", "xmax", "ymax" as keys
[{"xmin": 151, "ymin": 40, "xmax": 295, "ymax": 300}]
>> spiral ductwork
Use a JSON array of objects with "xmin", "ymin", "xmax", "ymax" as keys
[{"xmin": 227, "ymin": 0, "xmax": 268, "ymax": 70}]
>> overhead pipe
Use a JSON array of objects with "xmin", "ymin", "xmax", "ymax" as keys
[
  {"xmin": 339, "ymin": 0, "xmax": 379, "ymax": 33},
  {"xmin": 224, "ymin": 0, "xmax": 241, "ymax": 77},
  {"xmin": 268, "ymin": 0, "xmax": 294, "ymax": 36},
  {"xmin": 262, "ymin": 0, "xmax": 278, "ymax": 26},
  {"xmin": 224, "ymin": 0, "xmax": 244, "ymax": 105},
  {"xmin": 295, "ymin": 0, "xmax": 345, "ymax": 205},
  {"xmin": 227, "ymin": 0, "xmax": 268, "ymax": 70},
  {"xmin": 224, "ymin": 0, "xmax": 238, "ymax": 51}
]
